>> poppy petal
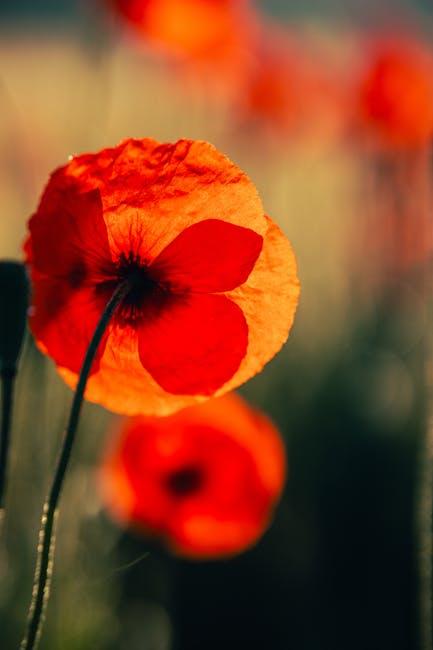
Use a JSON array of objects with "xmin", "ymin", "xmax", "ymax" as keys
[
  {"xmin": 56, "ymin": 216, "xmax": 299, "ymax": 416},
  {"xmin": 68, "ymin": 139, "xmax": 266, "ymax": 262},
  {"xmin": 30, "ymin": 279, "xmax": 106, "ymax": 375},
  {"xmin": 151, "ymin": 219, "xmax": 263, "ymax": 292},
  {"xmin": 29, "ymin": 175, "xmax": 112, "ymax": 281},
  {"xmin": 222, "ymin": 216, "xmax": 300, "ymax": 393},
  {"xmin": 57, "ymin": 324, "xmax": 208, "ymax": 417},
  {"xmin": 138, "ymin": 293, "xmax": 248, "ymax": 395}
]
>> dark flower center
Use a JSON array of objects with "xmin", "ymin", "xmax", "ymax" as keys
[
  {"xmin": 118, "ymin": 253, "xmax": 160, "ymax": 307},
  {"xmin": 165, "ymin": 465, "xmax": 204, "ymax": 497},
  {"xmin": 95, "ymin": 252, "xmax": 171, "ymax": 327}
]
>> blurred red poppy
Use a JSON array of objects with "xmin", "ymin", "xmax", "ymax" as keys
[
  {"xmin": 99, "ymin": 393, "xmax": 286, "ymax": 558},
  {"xmin": 356, "ymin": 36, "xmax": 433, "ymax": 149},
  {"xmin": 237, "ymin": 26, "xmax": 345, "ymax": 141},
  {"xmin": 239, "ymin": 36, "xmax": 299, "ymax": 133},
  {"xmin": 109, "ymin": 0, "xmax": 256, "ymax": 65},
  {"xmin": 25, "ymin": 138, "xmax": 299, "ymax": 415}
]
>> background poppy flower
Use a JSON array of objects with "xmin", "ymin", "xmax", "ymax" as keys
[
  {"xmin": 99, "ymin": 392, "xmax": 286, "ymax": 558},
  {"xmin": 239, "ymin": 35, "xmax": 300, "ymax": 133},
  {"xmin": 237, "ymin": 27, "xmax": 345, "ymax": 142},
  {"xmin": 25, "ymin": 138, "xmax": 299, "ymax": 415},
  {"xmin": 109, "ymin": 0, "xmax": 256, "ymax": 63},
  {"xmin": 349, "ymin": 36, "xmax": 433, "ymax": 285},
  {"xmin": 355, "ymin": 36, "xmax": 433, "ymax": 149}
]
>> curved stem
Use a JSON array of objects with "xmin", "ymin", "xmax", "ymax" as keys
[
  {"xmin": 413, "ymin": 145, "xmax": 433, "ymax": 650},
  {"xmin": 418, "ymin": 406, "xmax": 433, "ymax": 650},
  {"xmin": 0, "ymin": 369, "xmax": 15, "ymax": 523},
  {"xmin": 20, "ymin": 282, "xmax": 128, "ymax": 650},
  {"xmin": 419, "ymin": 284, "xmax": 433, "ymax": 650}
]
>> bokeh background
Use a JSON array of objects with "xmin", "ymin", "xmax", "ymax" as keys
[{"xmin": 1, "ymin": 0, "xmax": 433, "ymax": 648}]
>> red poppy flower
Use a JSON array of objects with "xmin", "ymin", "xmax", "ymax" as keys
[
  {"xmin": 237, "ymin": 27, "xmax": 345, "ymax": 141},
  {"xmin": 109, "ymin": 0, "xmax": 256, "ymax": 65},
  {"xmin": 356, "ymin": 36, "xmax": 433, "ymax": 148},
  {"xmin": 240, "ymin": 37, "xmax": 300, "ymax": 133},
  {"xmin": 25, "ymin": 138, "xmax": 299, "ymax": 415},
  {"xmin": 99, "ymin": 393, "xmax": 286, "ymax": 558}
]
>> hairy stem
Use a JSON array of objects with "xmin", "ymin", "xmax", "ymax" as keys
[
  {"xmin": 413, "ymin": 144, "xmax": 433, "ymax": 650},
  {"xmin": 20, "ymin": 282, "xmax": 128, "ymax": 650},
  {"xmin": 419, "ymin": 298, "xmax": 433, "ymax": 650}
]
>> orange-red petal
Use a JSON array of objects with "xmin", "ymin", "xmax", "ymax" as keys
[
  {"xmin": 220, "ymin": 216, "xmax": 300, "ymax": 395},
  {"xmin": 138, "ymin": 293, "xmax": 248, "ymax": 394},
  {"xmin": 30, "ymin": 279, "xmax": 107, "ymax": 375},
  {"xmin": 56, "ymin": 213, "xmax": 299, "ymax": 416},
  {"xmin": 66, "ymin": 138, "xmax": 267, "ymax": 261},
  {"xmin": 151, "ymin": 219, "xmax": 263, "ymax": 292},
  {"xmin": 29, "ymin": 175, "xmax": 111, "ymax": 280}
]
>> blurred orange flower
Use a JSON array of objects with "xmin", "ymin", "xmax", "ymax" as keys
[
  {"xmin": 99, "ymin": 393, "xmax": 286, "ymax": 558},
  {"xmin": 239, "ymin": 37, "xmax": 299, "ymax": 133},
  {"xmin": 356, "ymin": 36, "xmax": 433, "ymax": 149},
  {"xmin": 25, "ymin": 138, "xmax": 299, "ymax": 416},
  {"xmin": 109, "ymin": 0, "xmax": 257, "ymax": 66},
  {"xmin": 236, "ymin": 27, "xmax": 345, "ymax": 141}
]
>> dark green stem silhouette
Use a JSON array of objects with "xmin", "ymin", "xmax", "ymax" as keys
[
  {"xmin": 0, "ymin": 260, "xmax": 29, "ymax": 523},
  {"xmin": 0, "ymin": 369, "xmax": 15, "ymax": 521},
  {"xmin": 20, "ymin": 282, "xmax": 128, "ymax": 650}
]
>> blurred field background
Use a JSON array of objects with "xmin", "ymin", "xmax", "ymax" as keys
[{"xmin": 1, "ymin": 0, "xmax": 433, "ymax": 648}]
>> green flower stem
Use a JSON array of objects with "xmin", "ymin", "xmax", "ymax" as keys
[
  {"xmin": 419, "ymin": 301, "xmax": 433, "ymax": 650},
  {"xmin": 20, "ymin": 282, "xmax": 129, "ymax": 650},
  {"xmin": 0, "ymin": 369, "xmax": 15, "ymax": 523},
  {"xmin": 416, "ymin": 145, "xmax": 433, "ymax": 650},
  {"xmin": 418, "ymin": 404, "xmax": 433, "ymax": 650}
]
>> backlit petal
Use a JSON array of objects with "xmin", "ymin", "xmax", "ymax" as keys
[
  {"xmin": 151, "ymin": 219, "xmax": 263, "ymax": 292},
  {"xmin": 56, "ymin": 216, "xmax": 299, "ymax": 416},
  {"xmin": 138, "ymin": 293, "xmax": 248, "ymax": 395},
  {"xmin": 67, "ymin": 138, "xmax": 266, "ymax": 262},
  {"xmin": 218, "ymin": 216, "xmax": 300, "ymax": 395},
  {"xmin": 29, "ymin": 175, "xmax": 112, "ymax": 281},
  {"xmin": 30, "ymin": 279, "xmax": 106, "ymax": 375}
]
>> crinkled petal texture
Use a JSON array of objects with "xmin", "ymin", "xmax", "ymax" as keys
[
  {"xmin": 99, "ymin": 393, "xmax": 286, "ymax": 558},
  {"xmin": 25, "ymin": 137, "xmax": 300, "ymax": 415}
]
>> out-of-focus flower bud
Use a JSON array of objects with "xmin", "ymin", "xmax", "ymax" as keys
[{"xmin": 0, "ymin": 261, "xmax": 29, "ymax": 375}]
